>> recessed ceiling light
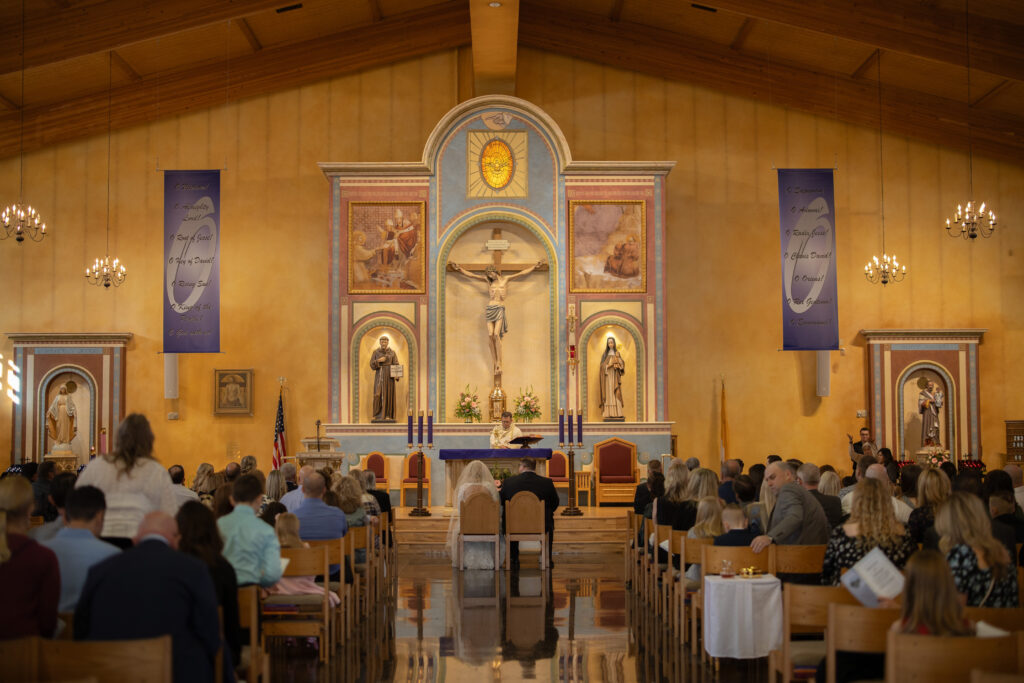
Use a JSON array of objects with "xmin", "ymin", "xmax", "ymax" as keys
[{"xmin": 489, "ymin": 2, "xmax": 502, "ymax": 7}]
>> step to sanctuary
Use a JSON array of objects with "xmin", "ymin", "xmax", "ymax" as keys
[{"xmin": 393, "ymin": 505, "xmax": 628, "ymax": 555}]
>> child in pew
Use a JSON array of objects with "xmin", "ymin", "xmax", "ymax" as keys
[
  {"xmin": 713, "ymin": 504, "xmax": 759, "ymax": 546},
  {"xmin": 683, "ymin": 496, "xmax": 724, "ymax": 585},
  {"xmin": 264, "ymin": 513, "xmax": 340, "ymax": 607}
]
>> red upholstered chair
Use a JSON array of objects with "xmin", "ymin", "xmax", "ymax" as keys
[
  {"xmin": 548, "ymin": 450, "xmax": 569, "ymax": 496},
  {"xmin": 363, "ymin": 452, "xmax": 389, "ymax": 491},
  {"xmin": 401, "ymin": 452, "xmax": 431, "ymax": 507},
  {"xmin": 592, "ymin": 437, "xmax": 637, "ymax": 506}
]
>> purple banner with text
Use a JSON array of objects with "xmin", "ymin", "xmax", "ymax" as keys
[
  {"xmin": 163, "ymin": 170, "xmax": 220, "ymax": 353},
  {"xmin": 778, "ymin": 169, "xmax": 839, "ymax": 350}
]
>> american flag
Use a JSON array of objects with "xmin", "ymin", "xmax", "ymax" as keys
[{"xmin": 273, "ymin": 390, "xmax": 286, "ymax": 470}]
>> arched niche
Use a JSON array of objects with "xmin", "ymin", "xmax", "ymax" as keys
[
  {"xmin": 580, "ymin": 317, "xmax": 644, "ymax": 423},
  {"xmin": 436, "ymin": 213, "xmax": 557, "ymax": 421},
  {"xmin": 896, "ymin": 361, "xmax": 957, "ymax": 459},
  {"xmin": 37, "ymin": 366, "xmax": 97, "ymax": 465},
  {"xmin": 351, "ymin": 319, "xmax": 416, "ymax": 423}
]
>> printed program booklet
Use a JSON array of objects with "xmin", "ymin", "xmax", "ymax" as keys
[{"xmin": 840, "ymin": 546, "xmax": 904, "ymax": 607}]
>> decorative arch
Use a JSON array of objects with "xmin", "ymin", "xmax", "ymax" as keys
[
  {"xmin": 350, "ymin": 316, "xmax": 418, "ymax": 424},
  {"xmin": 36, "ymin": 364, "xmax": 98, "ymax": 457},
  {"xmin": 895, "ymin": 361, "xmax": 958, "ymax": 459},
  {"xmin": 434, "ymin": 209, "xmax": 559, "ymax": 420},
  {"xmin": 579, "ymin": 315, "xmax": 646, "ymax": 422}
]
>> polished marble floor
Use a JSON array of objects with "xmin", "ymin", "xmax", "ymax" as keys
[{"xmin": 267, "ymin": 552, "xmax": 768, "ymax": 682}]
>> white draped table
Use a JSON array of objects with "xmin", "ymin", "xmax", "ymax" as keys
[{"xmin": 702, "ymin": 574, "xmax": 783, "ymax": 659}]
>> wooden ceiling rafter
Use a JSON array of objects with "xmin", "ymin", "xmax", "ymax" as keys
[
  {"xmin": 110, "ymin": 51, "xmax": 142, "ymax": 83},
  {"xmin": 0, "ymin": 0, "xmax": 289, "ymax": 76},
  {"xmin": 0, "ymin": 93, "xmax": 18, "ymax": 111},
  {"xmin": 236, "ymin": 18, "xmax": 264, "ymax": 53},
  {"xmin": 0, "ymin": 3, "xmax": 472, "ymax": 159},
  {"xmin": 369, "ymin": 0, "xmax": 384, "ymax": 22},
  {"xmin": 972, "ymin": 79, "xmax": 1011, "ymax": 108},
  {"xmin": 469, "ymin": 0, "xmax": 520, "ymax": 95},
  {"xmin": 517, "ymin": 3, "xmax": 1024, "ymax": 164},
  {"xmin": 700, "ymin": 0, "xmax": 1024, "ymax": 83},
  {"xmin": 729, "ymin": 17, "xmax": 756, "ymax": 51},
  {"xmin": 852, "ymin": 49, "xmax": 881, "ymax": 80}
]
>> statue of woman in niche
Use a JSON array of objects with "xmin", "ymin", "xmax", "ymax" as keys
[
  {"xmin": 370, "ymin": 336, "xmax": 400, "ymax": 422},
  {"xmin": 599, "ymin": 336, "xmax": 626, "ymax": 422},
  {"xmin": 918, "ymin": 378, "xmax": 943, "ymax": 446},
  {"xmin": 46, "ymin": 384, "xmax": 77, "ymax": 449}
]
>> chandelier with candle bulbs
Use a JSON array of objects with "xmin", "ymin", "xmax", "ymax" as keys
[
  {"xmin": 85, "ymin": 52, "xmax": 126, "ymax": 288},
  {"xmin": 864, "ymin": 54, "xmax": 907, "ymax": 287},
  {"xmin": 2, "ymin": 0, "xmax": 47, "ymax": 244},
  {"xmin": 945, "ymin": 1, "xmax": 999, "ymax": 241}
]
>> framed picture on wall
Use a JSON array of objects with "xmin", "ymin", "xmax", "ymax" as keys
[
  {"xmin": 568, "ymin": 200, "xmax": 646, "ymax": 293},
  {"xmin": 348, "ymin": 201, "xmax": 426, "ymax": 294},
  {"xmin": 214, "ymin": 369, "xmax": 253, "ymax": 416}
]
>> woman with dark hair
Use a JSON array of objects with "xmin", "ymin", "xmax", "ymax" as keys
[
  {"xmin": 76, "ymin": 413, "xmax": 176, "ymax": 548},
  {"xmin": 899, "ymin": 464, "xmax": 922, "ymax": 509},
  {"xmin": 213, "ymin": 483, "xmax": 235, "ymax": 519},
  {"xmin": 259, "ymin": 501, "xmax": 287, "ymax": 527},
  {"xmin": 878, "ymin": 448, "xmax": 899, "ymax": 484},
  {"xmin": 176, "ymin": 501, "xmax": 241, "ymax": 679}
]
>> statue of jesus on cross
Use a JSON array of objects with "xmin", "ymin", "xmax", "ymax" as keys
[{"xmin": 448, "ymin": 227, "xmax": 547, "ymax": 383}]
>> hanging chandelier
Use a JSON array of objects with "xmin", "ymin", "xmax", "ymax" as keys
[
  {"xmin": 2, "ymin": 0, "xmax": 47, "ymax": 244},
  {"xmin": 865, "ymin": 54, "xmax": 906, "ymax": 287},
  {"xmin": 945, "ymin": 0, "xmax": 998, "ymax": 241},
  {"xmin": 85, "ymin": 52, "xmax": 126, "ymax": 288}
]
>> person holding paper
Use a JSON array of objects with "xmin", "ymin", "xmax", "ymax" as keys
[
  {"xmin": 821, "ymin": 478, "xmax": 916, "ymax": 586},
  {"xmin": 750, "ymin": 461, "xmax": 829, "ymax": 553},
  {"xmin": 936, "ymin": 491, "xmax": 1018, "ymax": 607}
]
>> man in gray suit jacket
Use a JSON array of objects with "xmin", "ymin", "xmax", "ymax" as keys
[{"xmin": 751, "ymin": 461, "xmax": 830, "ymax": 553}]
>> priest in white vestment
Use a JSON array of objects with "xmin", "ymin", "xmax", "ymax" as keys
[{"xmin": 490, "ymin": 411, "xmax": 522, "ymax": 449}]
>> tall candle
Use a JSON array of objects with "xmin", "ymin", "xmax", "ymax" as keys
[
  {"xmin": 577, "ymin": 411, "xmax": 583, "ymax": 445},
  {"xmin": 407, "ymin": 411, "xmax": 413, "ymax": 448},
  {"xmin": 427, "ymin": 410, "xmax": 434, "ymax": 447},
  {"xmin": 418, "ymin": 411, "xmax": 424, "ymax": 446},
  {"xmin": 558, "ymin": 409, "xmax": 565, "ymax": 446}
]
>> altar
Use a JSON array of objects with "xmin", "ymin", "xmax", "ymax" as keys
[{"xmin": 439, "ymin": 448, "xmax": 552, "ymax": 506}]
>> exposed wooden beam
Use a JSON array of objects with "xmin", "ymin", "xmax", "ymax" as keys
[
  {"xmin": 609, "ymin": 0, "xmax": 626, "ymax": 22},
  {"xmin": 729, "ymin": 17, "xmax": 755, "ymax": 51},
  {"xmin": 0, "ymin": 93, "xmax": 18, "ymax": 111},
  {"xmin": 369, "ymin": 0, "xmax": 384, "ymax": 22},
  {"xmin": 0, "ymin": 4, "xmax": 471, "ymax": 159},
  {"xmin": 110, "ymin": 51, "xmax": 142, "ymax": 83},
  {"xmin": 0, "ymin": 0, "xmax": 287, "ymax": 76},
  {"xmin": 235, "ymin": 18, "xmax": 263, "ymax": 53},
  {"xmin": 517, "ymin": 3, "xmax": 1024, "ymax": 164},
  {"xmin": 851, "ymin": 49, "xmax": 880, "ymax": 80},
  {"xmin": 972, "ymin": 79, "xmax": 1011, "ymax": 108},
  {"xmin": 469, "ymin": 0, "xmax": 519, "ymax": 95},
  {"xmin": 698, "ymin": 0, "xmax": 1024, "ymax": 83}
]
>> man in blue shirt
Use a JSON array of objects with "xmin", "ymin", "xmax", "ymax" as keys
[
  {"xmin": 218, "ymin": 474, "xmax": 282, "ymax": 587},
  {"xmin": 42, "ymin": 485, "xmax": 121, "ymax": 612},
  {"xmin": 293, "ymin": 472, "xmax": 347, "ymax": 580},
  {"xmin": 280, "ymin": 465, "xmax": 315, "ymax": 512}
]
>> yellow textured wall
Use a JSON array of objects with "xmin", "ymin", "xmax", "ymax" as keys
[{"xmin": 2, "ymin": 47, "xmax": 1023, "ymax": 478}]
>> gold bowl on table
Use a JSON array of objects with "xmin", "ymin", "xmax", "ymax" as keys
[{"xmin": 738, "ymin": 566, "xmax": 764, "ymax": 578}]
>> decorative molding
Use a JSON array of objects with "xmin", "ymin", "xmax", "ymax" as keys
[
  {"xmin": 7, "ymin": 332, "xmax": 133, "ymax": 346},
  {"xmin": 860, "ymin": 329, "xmax": 986, "ymax": 343}
]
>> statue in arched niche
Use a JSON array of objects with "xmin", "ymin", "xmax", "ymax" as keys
[
  {"xmin": 47, "ymin": 384, "xmax": 77, "ymax": 449},
  {"xmin": 599, "ymin": 336, "xmax": 626, "ymax": 422},
  {"xmin": 918, "ymin": 377, "xmax": 944, "ymax": 447}
]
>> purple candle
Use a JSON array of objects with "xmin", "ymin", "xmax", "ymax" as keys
[
  {"xmin": 407, "ymin": 411, "xmax": 413, "ymax": 448},
  {"xmin": 427, "ymin": 410, "xmax": 434, "ymax": 447},
  {"xmin": 418, "ymin": 411, "xmax": 424, "ymax": 446},
  {"xmin": 558, "ymin": 409, "xmax": 565, "ymax": 446},
  {"xmin": 577, "ymin": 411, "xmax": 583, "ymax": 445}
]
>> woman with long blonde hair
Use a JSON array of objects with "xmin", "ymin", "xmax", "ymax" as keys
[
  {"xmin": 676, "ymin": 468, "xmax": 720, "ymax": 531},
  {"xmin": 657, "ymin": 460, "xmax": 691, "ymax": 529},
  {"xmin": 747, "ymin": 480, "xmax": 776, "ymax": 535},
  {"xmin": 936, "ymin": 491, "xmax": 1017, "ymax": 607},
  {"xmin": 818, "ymin": 471, "xmax": 842, "ymax": 497},
  {"xmin": 907, "ymin": 467, "xmax": 951, "ymax": 544},
  {"xmin": 192, "ymin": 463, "xmax": 216, "ymax": 493},
  {"xmin": 0, "ymin": 476, "xmax": 60, "ymax": 637},
  {"xmin": 821, "ymin": 477, "xmax": 915, "ymax": 586},
  {"xmin": 683, "ymin": 496, "xmax": 724, "ymax": 583}
]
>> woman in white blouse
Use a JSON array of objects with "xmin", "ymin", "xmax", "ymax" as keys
[{"xmin": 76, "ymin": 414, "xmax": 177, "ymax": 548}]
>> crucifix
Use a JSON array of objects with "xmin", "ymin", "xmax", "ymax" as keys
[{"xmin": 447, "ymin": 226, "xmax": 548, "ymax": 419}]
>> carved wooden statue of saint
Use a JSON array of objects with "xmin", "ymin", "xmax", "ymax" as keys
[
  {"xmin": 370, "ymin": 336, "xmax": 400, "ymax": 422},
  {"xmin": 599, "ymin": 336, "xmax": 626, "ymax": 422}
]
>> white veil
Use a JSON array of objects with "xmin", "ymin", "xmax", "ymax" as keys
[{"xmin": 445, "ymin": 460, "xmax": 500, "ymax": 561}]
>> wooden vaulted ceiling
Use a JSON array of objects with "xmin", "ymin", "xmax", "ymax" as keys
[{"xmin": 1, "ymin": 0, "xmax": 1023, "ymax": 163}]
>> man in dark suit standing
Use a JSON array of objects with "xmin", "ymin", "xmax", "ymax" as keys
[
  {"xmin": 74, "ymin": 511, "xmax": 221, "ymax": 683},
  {"xmin": 500, "ymin": 458, "xmax": 560, "ymax": 569},
  {"xmin": 797, "ymin": 462, "xmax": 844, "ymax": 530}
]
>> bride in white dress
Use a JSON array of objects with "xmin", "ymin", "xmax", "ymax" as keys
[{"xmin": 446, "ymin": 460, "xmax": 505, "ymax": 569}]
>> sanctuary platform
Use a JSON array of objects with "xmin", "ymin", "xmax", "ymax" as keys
[{"xmin": 393, "ymin": 505, "xmax": 628, "ymax": 556}]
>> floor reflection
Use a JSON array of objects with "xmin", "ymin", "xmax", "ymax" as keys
[{"xmin": 268, "ymin": 555, "xmax": 763, "ymax": 682}]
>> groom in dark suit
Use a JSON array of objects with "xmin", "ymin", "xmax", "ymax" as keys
[{"xmin": 500, "ymin": 458, "xmax": 560, "ymax": 569}]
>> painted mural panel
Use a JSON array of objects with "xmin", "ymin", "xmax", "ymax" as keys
[
  {"xmin": 348, "ymin": 201, "xmax": 426, "ymax": 294},
  {"xmin": 569, "ymin": 200, "xmax": 646, "ymax": 293}
]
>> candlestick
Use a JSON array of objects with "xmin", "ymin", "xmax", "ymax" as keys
[
  {"xmin": 418, "ymin": 411, "xmax": 424, "ymax": 447},
  {"xmin": 577, "ymin": 411, "xmax": 583, "ymax": 446},
  {"xmin": 407, "ymin": 411, "xmax": 413, "ymax": 448},
  {"xmin": 427, "ymin": 410, "xmax": 434, "ymax": 448},
  {"xmin": 558, "ymin": 409, "xmax": 565, "ymax": 447}
]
